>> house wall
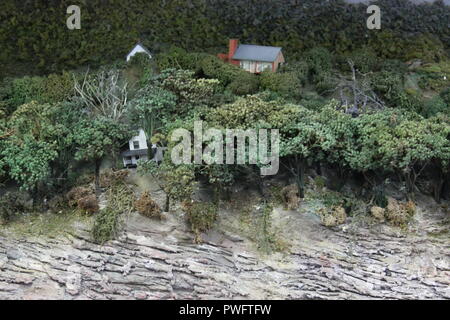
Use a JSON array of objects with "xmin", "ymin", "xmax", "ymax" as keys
[
  {"xmin": 129, "ymin": 129, "xmax": 148, "ymax": 151},
  {"xmin": 240, "ymin": 60, "xmax": 273, "ymax": 73},
  {"xmin": 126, "ymin": 45, "xmax": 152, "ymax": 62},
  {"xmin": 272, "ymin": 52, "xmax": 285, "ymax": 72},
  {"xmin": 123, "ymin": 155, "xmax": 149, "ymax": 167}
]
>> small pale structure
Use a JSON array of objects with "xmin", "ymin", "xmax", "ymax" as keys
[{"xmin": 126, "ymin": 43, "xmax": 152, "ymax": 62}]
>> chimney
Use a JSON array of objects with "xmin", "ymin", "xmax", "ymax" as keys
[{"xmin": 228, "ymin": 39, "xmax": 239, "ymax": 61}]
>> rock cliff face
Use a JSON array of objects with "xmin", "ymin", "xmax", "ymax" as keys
[{"xmin": 0, "ymin": 196, "xmax": 448, "ymax": 300}]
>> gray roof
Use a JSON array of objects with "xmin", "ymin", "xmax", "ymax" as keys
[
  {"xmin": 232, "ymin": 44, "xmax": 282, "ymax": 62},
  {"xmin": 127, "ymin": 43, "xmax": 152, "ymax": 58},
  {"xmin": 122, "ymin": 149, "xmax": 149, "ymax": 157}
]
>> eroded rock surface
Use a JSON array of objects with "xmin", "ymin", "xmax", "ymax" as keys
[{"xmin": 0, "ymin": 198, "xmax": 448, "ymax": 300}]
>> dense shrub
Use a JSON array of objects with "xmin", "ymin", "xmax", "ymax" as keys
[
  {"xmin": 346, "ymin": 47, "xmax": 380, "ymax": 73},
  {"xmin": 279, "ymin": 60, "xmax": 308, "ymax": 86},
  {"xmin": 135, "ymin": 191, "xmax": 163, "ymax": 219},
  {"xmin": 370, "ymin": 71, "xmax": 422, "ymax": 111},
  {"xmin": 182, "ymin": 201, "xmax": 218, "ymax": 243},
  {"xmin": 417, "ymin": 61, "xmax": 450, "ymax": 91},
  {"xmin": 0, "ymin": 73, "xmax": 76, "ymax": 114},
  {"xmin": 440, "ymin": 87, "xmax": 450, "ymax": 105},
  {"xmin": 320, "ymin": 206, "xmax": 347, "ymax": 227},
  {"xmin": 77, "ymin": 195, "xmax": 99, "ymax": 214},
  {"xmin": 260, "ymin": 71, "xmax": 302, "ymax": 99},
  {"xmin": 1, "ymin": 0, "xmax": 448, "ymax": 77},
  {"xmin": 92, "ymin": 207, "xmax": 121, "ymax": 244},
  {"xmin": 280, "ymin": 184, "xmax": 300, "ymax": 210},
  {"xmin": 200, "ymin": 55, "xmax": 242, "ymax": 85},
  {"xmin": 227, "ymin": 71, "xmax": 259, "ymax": 95},
  {"xmin": 99, "ymin": 169, "xmax": 129, "ymax": 189},
  {"xmin": 385, "ymin": 198, "xmax": 416, "ymax": 227},
  {"xmin": 421, "ymin": 96, "xmax": 449, "ymax": 118},
  {"xmin": 157, "ymin": 46, "xmax": 208, "ymax": 73},
  {"xmin": 305, "ymin": 47, "xmax": 333, "ymax": 81}
]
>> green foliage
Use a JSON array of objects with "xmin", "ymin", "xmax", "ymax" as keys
[
  {"xmin": 279, "ymin": 60, "xmax": 309, "ymax": 86},
  {"xmin": 92, "ymin": 207, "xmax": 121, "ymax": 244},
  {"xmin": 0, "ymin": 73, "xmax": 76, "ymax": 115},
  {"xmin": 303, "ymin": 47, "xmax": 336, "ymax": 94},
  {"xmin": 421, "ymin": 96, "xmax": 449, "ymax": 118},
  {"xmin": 129, "ymin": 86, "xmax": 177, "ymax": 136},
  {"xmin": 440, "ymin": 87, "xmax": 450, "ymax": 105},
  {"xmin": 370, "ymin": 71, "xmax": 422, "ymax": 111},
  {"xmin": 164, "ymin": 163, "xmax": 196, "ymax": 203},
  {"xmin": 207, "ymin": 94, "xmax": 299, "ymax": 129},
  {"xmin": 227, "ymin": 71, "xmax": 260, "ymax": 95},
  {"xmin": 92, "ymin": 177, "xmax": 134, "ymax": 244},
  {"xmin": 40, "ymin": 72, "xmax": 75, "ymax": 103},
  {"xmin": 74, "ymin": 118, "xmax": 130, "ymax": 164},
  {"xmin": 156, "ymin": 69, "xmax": 220, "ymax": 108},
  {"xmin": 183, "ymin": 201, "xmax": 218, "ymax": 243},
  {"xmin": 199, "ymin": 55, "xmax": 260, "ymax": 95},
  {"xmin": 260, "ymin": 71, "xmax": 302, "ymax": 99},
  {"xmin": 1, "ymin": 135, "xmax": 58, "ymax": 191},
  {"xmin": 138, "ymin": 158, "xmax": 196, "ymax": 211},
  {"xmin": 157, "ymin": 46, "xmax": 208, "ymax": 73},
  {"xmin": 417, "ymin": 61, "xmax": 450, "ymax": 91},
  {"xmin": 1, "ymin": 100, "xmax": 84, "ymax": 192},
  {"xmin": 346, "ymin": 47, "xmax": 380, "ymax": 73},
  {"xmin": 300, "ymin": 92, "xmax": 329, "ymax": 111},
  {"xmin": 126, "ymin": 52, "xmax": 155, "ymax": 87},
  {"xmin": 0, "ymin": 76, "xmax": 44, "ymax": 114},
  {"xmin": 1, "ymin": 0, "xmax": 448, "ymax": 77},
  {"xmin": 402, "ymin": 34, "xmax": 448, "ymax": 63}
]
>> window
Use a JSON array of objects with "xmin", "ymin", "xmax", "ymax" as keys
[
  {"xmin": 241, "ymin": 61, "xmax": 251, "ymax": 72},
  {"xmin": 133, "ymin": 141, "xmax": 140, "ymax": 149},
  {"xmin": 261, "ymin": 63, "xmax": 272, "ymax": 72},
  {"xmin": 135, "ymin": 155, "xmax": 140, "ymax": 160},
  {"xmin": 256, "ymin": 62, "xmax": 262, "ymax": 73}
]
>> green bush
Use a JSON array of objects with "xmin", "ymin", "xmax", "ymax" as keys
[
  {"xmin": 300, "ymin": 92, "xmax": 329, "ymax": 111},
  {"xmin": 279, "ymin": 60, "xmax": 308, "ymax": 86},
  {"xmin": 421, "ymin": 96, "xmax": 449, "ymax": 118},
  {"xmin": 440, "ymin": 87, "xmax": 450, "ymax": 105},
  {"xmin": 227, "ymin": 71, "xmax": 260, "ymax": 95},
  {"xmin": 1, "ymin": 0, "xmax": 448, "ymax": 76},
  {"xmin": 260, "ymin": 71, "xmax": 302, "ymax": 99},
  {"xmin": 403, "ymin": 34, "xmax": 448, "ymax": 63},
  {"xmin": 200, "ymin": 55, "xmax": 242, "ymax": 85},
  {"xmin": 92, "ymin": 207, "xmax": 121, "ymax": 244},
  {"xmin": 0, "ymin": 76, "xmax": 44, "ymax": 113},
  {"xmin": 370, "ymin": 71, "xmax": 422, "ymax": 110},
  {"xmin": 157, "ymin": 47, "xmax": 209, "ymax": 74},
  {"xmin": 41, "ymin": 72, "xmax": 75, "ymax": 103},
  {"xmin": 348, "ymin": 47, "xmax": 380, "ymax": 73},
  {"xmin": 183, "ymin": 201, "xmax": 218, "ymax": 243},
  {"xmin": 305, "ymin": 47, "xmax": 333, "ymax": 81}
]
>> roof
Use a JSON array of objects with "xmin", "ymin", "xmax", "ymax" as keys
[
  {"xmin": 232, "ymin": 44, "xmax": 282, "ymax": 62},
  {"xmin": 127, "ymin": 43, "xmax": 152, "ymax": 58},
  {"xmin": 121, "ymin": 149, "xmax": 149, "ymax": 157}
]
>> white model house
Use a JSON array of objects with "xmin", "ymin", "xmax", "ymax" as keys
[
  {"xmin": 122, "ymin": 129, "xmax": 149, "ymax": 167},
  {"xmin": 126, "ymin": 43, "xmax": 152, "ymax": 62},
  {"xmin": 121, "ymin": 128, "xmax": 166, "ymax": 168}
]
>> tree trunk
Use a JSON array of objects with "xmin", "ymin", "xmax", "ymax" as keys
[
  {"xmin": 292, "ymin": 157, "xmax": 305, "ymax": 199},
  {"xmin": 164, "ymin": 194, "xmax": 170, "ymax": 212}
]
